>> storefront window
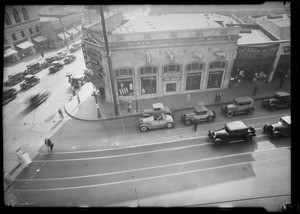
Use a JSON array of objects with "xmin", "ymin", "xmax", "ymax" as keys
[
  {"xmin": 186, "ymin": 73, "xmax": 202, "ymax": 90},
  {"xmin": 141, "ymin": 76, "xmax": 156, "ymax": 94},
  {"xmin": 166, "ymin": 82, "xmax": 176, "ymax": 92},
  {"xmin": 117, "ymin": 78, "xmax": 134, "ymax": 96},
  {"xmin": 163, "ymin": 64, "xmax": 181, "ymax": 72},
  {"xmin": 207, "ymin": 71, "xmax": 223, "ymax": 89}
]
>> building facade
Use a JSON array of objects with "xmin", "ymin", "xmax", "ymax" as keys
[
  {"xmin": 82, "ymin": 13, "xmax": 241, "ymax": 103},
  {"xmin": 4, "ymin": 5, "xmax": 41, "ymax": 64}
]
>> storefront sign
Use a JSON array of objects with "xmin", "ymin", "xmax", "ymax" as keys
[{"xmin": 237, "ymin": 44, "xmax": 279, "ymax": 59}]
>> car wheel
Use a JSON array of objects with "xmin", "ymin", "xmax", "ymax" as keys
[
  {"xmin": 226, "ymin": 111, "xmax": 234, "ymax": 118},
  {"xmin": 245, "ymin": 135, "xmax": 253, "ymax": 142},
  {"xmin": 246, "ymin": 108, "xmax": 253, "ymax": 114},
  {"xmin": 140, "ymin": 126, "xmax": 148, "ymax": 132},
  {"xmin": 271, "ymin": 133, "xmax": 280, "ymax": 139},
  {"xmin": 166, "ymin": 122, "xmax": 174, "ymax": 128},
  {"xmin": 185, "ymin": 120, "xmax": 193, "ymax": 126},
  {"xmin": 207, "ymin": 116, "xmax": 214, "ymax": 122},
  {"xmin": 270, "ymin": 106, "xmax": 276, "ymax": 111}
]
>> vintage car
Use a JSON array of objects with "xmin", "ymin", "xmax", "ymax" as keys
[
  {"xmin": 66, "ymin": 72, "xmax": 86, "ymax": 90},
  {"xmin": 208, "ymin": 121, "xmax": 256, "ymax": 144},
  {"xmin": 26, "ymin": 61, "xmax": 42, "ymax": 74},
  {"xmin": 139, "ymin": 113, "xmax": 174, "ymax": 132},
  {"xmin": 3, "ymin": 88, "xmax": 17, "ymax": 105},
  {"xmin": 221, "ymin": 96, "xmax": 255, "ymax": 118},
  {"xmin": 142, "ymin": 103, "xmax": 173, "ymax": 117},
  {"xmin": 20, "ymin": 75, "xmax": 40, "ymax": 90},
  {"xmin": 28, "ymin": 89, "xmax": 50, "ymax": 107},
  {"xmin": 181, "ymin": 101, "xmax": 216, "ymax": 125},
  {"xmin": 3, "ymin": 72, "xmax": 25, "ymax": 87},
  {"xmin": 49, "ymin": 61, "xmax": 64, "ymax": 73},
  {"xmin": 263, "ymin": 115, "xmax": 291, "ymax": 139},
  {"xmin": 56, "ymin": 50, "xmax": 68, "ymax": 60},
  {"xmin": 261, "ymin": 91, "xmax": 291, "ymax": 111},
  {"xmin": 70, "ymin": 43, "xmax": 81, "ymax": 53},
  {"xmin": 63, "ymin": 54, "xmax": 77, "ymax": 64},
  {"xmin": 45, "ymin": 55, "xmax": 59, "ymax": 64}
]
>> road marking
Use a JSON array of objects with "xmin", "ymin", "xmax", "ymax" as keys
[
  {"xmin": 14, "ymin": 156, "xmax": 289, "ymax": 192},
  {"xmin": 32, "ymin": 132, "xmax": 273, "ymax": 162},
  {"xmin": 15, "ymin": 146, "xmax": 290, "ymax": 182}
]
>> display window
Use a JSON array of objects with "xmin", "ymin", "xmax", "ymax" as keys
[
  {"xmin": 186, "ymin": 73, "xmax": 202, "ymax": 90},
  {"xmin": 117, "ymin": 78, "xmax": 134, "ymax": 96},
  {"xmin": 139, "ymin": 66, "xmax": 158, "ymax": 95},
  {"xmin": 166, "ymin": 82, "xmax": 176, "ymax": 92},
  {"xmin": 207, "ymin": 71, "xmax": 223, "ymax": 89}
]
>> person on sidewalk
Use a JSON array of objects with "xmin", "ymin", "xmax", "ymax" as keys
[
  {"xmin": 45, "ymin": 138, "xmax": 54, "ymax": 152},
  {"xmin": 16, "ymin": 148, "xmax": 25, "ymax": 165},
  {"xmin": 279, "ymin": 78, "xmax": 284, "ymax": 89},
  {"xmin": 58, "ymin": 108, "xmax": 64, "ymax": 119},
  {"xmin": 77, "ymin": 94, "xmax": 81, "ymax": 104},
  {"xmin": 253, "ymin": 85, "xmax": 258, "ymax": 95},
  {"xmin": 218, "ymin": 92, "xmax": 223, "ymax": 103},
  {"xmin": 127, "ymin": 100, "xmax": 132, "ymax": 113},
  {"xmin": 215, "ymin": 93, "xmax": 219, "ymax": 103},
  {"xmin": 193, "ymin": 119, "xmax": 199, "ymax": 131},
  {"xmin": 41, "ymin": 51, "xmax": 44, "ymax": 58}
]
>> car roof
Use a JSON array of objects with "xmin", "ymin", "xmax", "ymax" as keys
[
  {"xmin": 24, "ymin": 74, "xmax": 35, "ymax": 79},
  {"xmin": 51, "ymin": 61, "xmax": 60, "ymax": 64},
  {"xmin": 281, "ymin": 115, "xmax": 291, "ymax": 125},
  {"xmin": 234, "ymin": 96, "xmax": 254, "ymax": 103},
  {"xmin": 226, "ymin": 121, "xmax": 248, "ymax": 131},
  {"xmin": 275, "ymin": 91, "xmax": 290, "ymax": 97},
  {"xmin": 153, "ymin": 103, "xmax": 164, "ymax": 109},
  {"xmin": 193, "ymin": 101, "xmax": 208, "ymax": 112}
]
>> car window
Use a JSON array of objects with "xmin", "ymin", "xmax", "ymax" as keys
[{"xmin": 239, "ymin": 102, "xmax": 244, "ymax": 106}]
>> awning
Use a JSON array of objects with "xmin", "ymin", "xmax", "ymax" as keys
[
  {"xmin": 75, "ymin": 25, "xmax": 82, "ymax": 31},
  {"xmin": 16, "ymin": 41, "xmax": 35, "ymax": 50},
  {"xmin": 4, "ymin": 48, "xmax": 18, "ymax": 58},
  {"xmin": 57, "ymin": 32, "xmax": 71, "ymax": 40},
  {"xmin": 32, "ymin": 35, "xmax": 48, "ymax": 43},
  {"xmin": 67, "ymin": 28, "xmax": 79, "ymax": 35}
]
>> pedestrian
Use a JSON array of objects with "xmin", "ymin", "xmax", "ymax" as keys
[
  {"xmin": 16, "ymin": 148, "xmax": 25, "ymax": 165},
  {"xmin": 72, "ymin": 86, "xmax": 76, "ymax": 96},
  {"xmin": 45, "ymin": 138, "xmax": 54, "ymax": 151},
  {"xmin": 218, "ymin": 92, "xmax": 222, "ymax": 103},
  {"xmin": 127, "ymin": 100, "xmax": 132, "ymax": 113},
  {"xmin": 279, "ymin": 78, "xmax": 284, "ymax": 89},
  {"xmin": 58, "ymin": 108, "xmax": 64, "ymax": 119},
  {"xmin": 193, "ymin": 119, "xmax": 199, "ymax": 131},
  {"xmin": 253, "ymin": 85, "xmax": 258, "ymax": 95},
  {"xmin": 41, "ymin": 51, "xmax": 44, "ymax": 58},
  {"xmin": 77, "ymin": 94, "xmax": 81, "ymax": 104},
  {"xmin": 215, "ymin": 93, "xmax": 218, "ymax": 103}
]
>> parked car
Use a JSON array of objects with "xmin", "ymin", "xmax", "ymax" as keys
[
  {"xmin": 63, "ymin": 54, "xmax": 77, "ymax": 64},
  {"xmin": 261, "ymin": 91, "xmax": 291, "ymax": 111},
  {"xmin": 139, "ymin": 113, "xmax": 174, "ymax": 132},
  {"xmin": 49, "ymin": 61, "xmax": 64, "ymax": 73},
  {"xmin": 181, "ymin": 101, "xmax": 216, "ymax": 125},
  {"xmin": 20, "ymin": 75, "xmax": 40, "ymax": 90},
  {"xmin": 28, "ymin": 89, "xmax": 50, "ymax": 107},
  {"xmin": 221, "ymin": 96, "xmax": 254, "ymax": 118},
  {"xmin": 3, "ymin": 72, "xmax": 25, "ymax": 87},
  {"xmin": 45, "ymin": 55, "xmax": 59, "ymax": 64},
  {"xmin": 3, "ymin": 87, "xmax": 17, "ymax": 105},
  {"xmin": 263, "ymin": 115, "xmax": 291, "ymax": 139},
  {"xmin": 56, "ymin": 50, "xmax": 68, "ymax": 60},
  {"xmin": 142, "ymin": 103, "xmax": 173, "ymax": 117},
  {"xmin": 70, "ymin": 43, "xmax": 81, "ymax": 53},
  {"xmin": 26, "ymin": 61, "xmax": 42, "ymax": 74},
  {"xmin": 208, "ymin": 121, "xmax": 256, "ymax": 144},
  {"xmin": 66, "ymin": 72, "xmax": 86, "ymax": 90}
]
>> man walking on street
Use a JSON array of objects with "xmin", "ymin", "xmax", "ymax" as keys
[
  {"xmin": 77, "ymin": 94, "xmax": 81, "ymax": 104},
  {"xmin": 215, "ymin": 93, "xmax": 218, "ymax": 103},
  {"xmin": 193, "ymin": 119, "xmax": 199, "ymax": 131},
  {"xmin": 45, "ymin": 138, "xmax": 54, "ymax": 152},
  {"xmin": 58, "ymin": 108, "xmax": 64, "ymax": 119},
  {"xmin": 41, "ymin": 51, "xmax": 44, "ymax": 58}
]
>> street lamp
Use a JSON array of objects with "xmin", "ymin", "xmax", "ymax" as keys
[{"xmin": 91, "ymin": 90, "xmax": 101, "ymax": 118}]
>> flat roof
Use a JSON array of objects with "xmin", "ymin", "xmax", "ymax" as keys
[
  {"xmin": 113, "ymin": 13, "xmax": 237, "ymax": 34},
  {"xmin": 226, "ymin": 121, "xmax": 248, "ymax": 131},
  {"xmin": 238, "ymin": 29, "xmax": 273, "ymax": 44},
  {"xmin": 234, "ymin": 96, "xmax": 254, "ymax": 103}
]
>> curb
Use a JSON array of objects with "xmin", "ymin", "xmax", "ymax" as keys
[{"xmin": 64, "ymin": 96, "xmax": 273, "ymax": 122}]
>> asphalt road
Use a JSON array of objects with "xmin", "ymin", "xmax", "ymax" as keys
[{"xmin": 7, "ymin": 112, "xmax": 290, "ymax": 209}]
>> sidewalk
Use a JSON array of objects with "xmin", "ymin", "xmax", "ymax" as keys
[{"xmin": 65, "ymin": 79, "xmax": 291, "ymax": 121}]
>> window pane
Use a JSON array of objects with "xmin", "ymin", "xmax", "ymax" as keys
[
  {"xmin": 186, "ymin": 73, "xmax": 202, "ymax": 90},
  {"xmin": 117, "ymin": 78, "xmax": 134, "ymax": 96},
  {"xmin": 153, "ymin": 67, "xmax": 157, "ymax": 73},
  {"xmin": 215, "ymin": 62, "xmax": 221, "ymax": 68},
  {"xmin": 191, "ymin": 63, "xmax": 199, "ymax": 70},
  {"xmin": 141, "ymin": 76, "xmax": 156, "ymax": 94},
  {"xmin": 169, "ymin": 65, "xmax": 176, "ymax": 72},
  {"xmin": 210, "ymin": 64, "xmax": 214, "ymax": 69},
  {"xmin": 176, "ymin": 65, "xmax": 181, "ymax": 71},
  {"xmin": 116, "ymin": 70, "xmax": 119, "ymax": 76},
  {"xmin": 199, "ymin": 63, "xmax": 203, "ymax": 70},
  {"xmin": 128, "ymin": 69, "xmax": 133, "ymax": 75},
  {"xmin": 140, "ymin": 68, "xmax": 144, "ymax": 75},
  {"xmin": 207, "ymin": 71, "xmax": 223, "ymax": 89},
  {"xmin": 164, "ymin": 66, "xmax": 168, "ymax": 72},
  {"xmin": 166, "ymin": 83, "xmax": 176, "ymax": 92},
  {"xmin": 120, "ymin": 69, "xmax": 127, "ymax": 76},
  {"xmin": 145, "ymin": 67, "xmax": 152, "ymax": 74},
  {"xmin": 221, "ymin": 62, "xmax": 225, "ymax": 68},
  {"xmin": 187, "ymin": 64, "xmax": 191, "ymax": 71}
]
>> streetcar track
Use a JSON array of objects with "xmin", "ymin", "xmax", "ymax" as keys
[{"xmin": 13, "ymin": 156, "xmax": 289, "ymax": 192}]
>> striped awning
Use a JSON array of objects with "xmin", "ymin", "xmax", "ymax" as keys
[
  {"xmin": 57, "ymin": 32, "xmax": 71, "ymax": 40},
  {"xmin": 67, "ymin": 28, "xmax": 79, "ymax": 35},
  {"xmin": 4, "ymin": 48, "xmax": 18, "ymax": 58},
  {"xmin": 32, "ymin": 35, "xmax": 48, "ymax": 43},
  {"xmin": 16, "ymin": 41, "xmax": 35, "ymax": 50}
]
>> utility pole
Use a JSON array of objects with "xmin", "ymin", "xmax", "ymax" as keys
[
  {"xmin": 99, "ymin": 5, "xmax": 119, "ymax": 116},
  {"xmin": 59, "ymin": 15, "xmax": 69, "ymax": 49}
]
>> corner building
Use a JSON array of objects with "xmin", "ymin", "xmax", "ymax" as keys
[{"xmin": 82, "ymin": 13, "xmax": 241, "ymax": 103}]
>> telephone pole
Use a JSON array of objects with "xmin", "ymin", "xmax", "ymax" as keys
[{"xmin": 99, "ymin": 5, "xmax": 119, "ymax": 116}]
